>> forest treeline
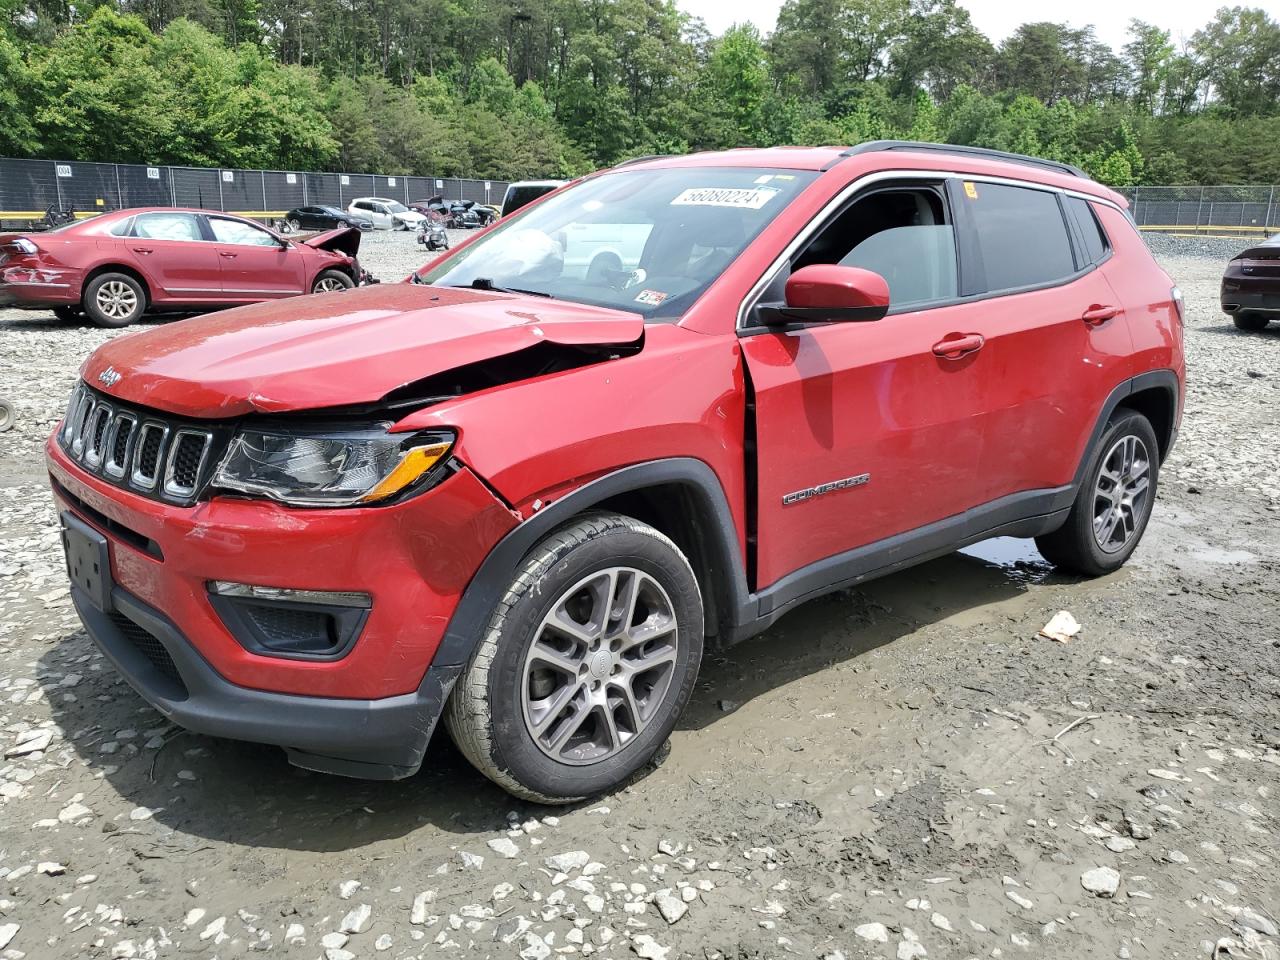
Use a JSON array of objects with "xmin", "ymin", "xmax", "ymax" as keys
[{"xmin": 2, "ymin": 0, "xmax": 1279, "ymax": 184}]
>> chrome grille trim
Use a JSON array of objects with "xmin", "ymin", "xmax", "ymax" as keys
[
  {"xmin": 103, "ymin": 412, "xmax": 137, "ymax": 479},
  {"xmin": 56, "ymin": 383, "xmax": 228, "ymax": 507},
  {"xmin": 129, "ymin": 422, "xmax": 169, "ymax": 491},
  {"xmin": 163, "ymin": 429, "xmax": 215, "ymax": 499},
  {"xmin": 82, "ymin": 403, "xmax": 113, "ymax": 469}
]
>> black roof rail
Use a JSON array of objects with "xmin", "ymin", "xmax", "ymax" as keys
[
  {"xmin": 827, "ymin": 140, "xmax": 1089, "ymax": 179},
  {"xmin": 613, "ymin": 154, "xmax": 672, "ymax": 169}
]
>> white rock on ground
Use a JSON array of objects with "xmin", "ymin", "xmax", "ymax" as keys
[
  {"xmin": 1081, "ymin": 866, "xmax": 1121, "ymax": 897},
  {"xmin": 654, "ymin": 890, "xmax": 687, "ymax": 924},
  {"xmin": 544, "ymin": 850, "xmax": 591, "ymax": 872},
  {"xmin": 0, "ymin": 924, "xmax": 18, "ymax": 950},
  {"xmin": 487, "ymin": 837, "xmax": 520, "ymax": 858},
  {"xmin": 632, "ymin": 934, "xmax": 670, "ymax": 960},
  {"xmin": 339, "ymin": 904, "xmax": 372, "ymax": 933},
  {"xmin": 855, "ymin": 923, "xmax": 889, "ymax": 943}
]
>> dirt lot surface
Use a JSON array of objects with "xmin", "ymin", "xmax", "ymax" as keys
[{"xmin": 0, "ymin": 232, "xmax": 1277, "ymax": 960}]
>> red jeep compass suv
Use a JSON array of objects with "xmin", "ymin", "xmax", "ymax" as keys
[{"xmin": 48, "ymin": 142, "xmax": 1185, "ymax": 802}]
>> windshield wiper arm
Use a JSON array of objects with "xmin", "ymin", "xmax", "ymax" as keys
[{"xmin": 463, "ymin": 277, "xmax": 553, "ymax": 298}]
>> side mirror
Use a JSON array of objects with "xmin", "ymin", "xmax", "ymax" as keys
[{"xmin": 760, "ymin": 264, "xmax": 890, "ymax": 324}]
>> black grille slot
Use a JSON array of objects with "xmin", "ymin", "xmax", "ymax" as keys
[
  {"xmin": 136, "ymin": 425, "xmax": 164, "ymax": 482},
  {"xmin": 106, "ymin": 415, "xmax": 135, "ymax": 475},
  {"xmin": 170, "ymin": 434, "xmax": 206, "ymax": 490},
  {"xmin": 92, "ymin": 408, "xmax": 110, "ymax": 450},
  {"xmin": 108, "ymin": 611, "xmax": 187, "ymax": 693}
]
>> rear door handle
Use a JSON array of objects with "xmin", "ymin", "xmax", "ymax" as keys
[
  {"xmin": 131, "ymin": 247, "xmax": 153, "ymax": 255},
  {"xmin": 1082, "ymin": 304, "xmax": 1120, "ymax": 326},
  {"xmin": 932, "ymin": 333, "xmax": 985, "ymax": 360}
]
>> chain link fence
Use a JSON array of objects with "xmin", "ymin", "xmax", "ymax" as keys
[
  {"xmin": 0, "ymin": 157, "xmax": 510, "ymax": 223},
  {"xmin": 1124, "ymin": 185, "xmax": 1280, "ymax": 236}
]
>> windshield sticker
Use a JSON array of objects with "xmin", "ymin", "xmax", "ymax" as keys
[
  {"xmin": 634, "ymin": 289, "xmax": 669, "ymax": 306},
  {"xmin": 671, "ymin": 187, "xmax": 779, "ymax": 210},
  {"xmin": 963, "ymin": 181, "xmax": 979, "ymax": 200},
  {"xmin": 753, "ymin": 174, "xmax": 774, "ymax": 184}
]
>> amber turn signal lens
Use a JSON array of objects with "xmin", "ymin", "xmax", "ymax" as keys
[{"xmin": 358, "ymin": 441, "xmax": 452, "ymax": 503}]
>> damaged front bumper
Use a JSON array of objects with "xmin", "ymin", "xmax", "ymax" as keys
[{"xmin": 73, "ymin": 581, "xmax": 461, "ymax": 779}]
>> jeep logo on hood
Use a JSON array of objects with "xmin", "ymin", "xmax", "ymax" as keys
[{"xmin": 97, "ymin": 366, "xmax": 122, "ymax": 388}]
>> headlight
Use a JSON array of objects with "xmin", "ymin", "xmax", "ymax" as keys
[{"xmin": 211, "ymin": 425, "xmax": 453, "ymax": 507}]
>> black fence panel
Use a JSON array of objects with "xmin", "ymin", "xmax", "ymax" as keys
[
  {"xmin": 117, "ymin": 165, "xmax": 173, "ymax": 207},
  {"xmin": 0, "ymin": 158, "xmax": 57, "ymax": 211},
  {"xmin": 0, "ymin": 156, "xmax": 509, "ymax": 222},
  {"xmin": 264, "ymin": 171, "xmax": 306, "ymax": 211},
  {"xmin": 404, "ymin": 176, "xmax": 435, "ymax": 203},
  {"xmin": 217, "ymin": 169, "xmax": 257, "ymax": 211},
  {"xmin": 58, "ymin": 161, "xmax": 122, "ymax": 211},
  {"xmin": 342, "ymin": 174, "xmax": 378, "ymax": 204},
  {"xmin": 170, "ymin": 167, "xmax": 223, "ymax": 210}
]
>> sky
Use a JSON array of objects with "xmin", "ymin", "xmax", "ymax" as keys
[{"xmin": 675, "ymin": 0, "xmax": 1280, "ymax": 51}]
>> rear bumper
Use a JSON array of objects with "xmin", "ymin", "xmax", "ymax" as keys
[
  {"xmin": 0, "ymin": 277, "xmax": 79, "ymax": 308},
  {"xmin": 74, "ymin": 584, "xmax": 459, "ymax": 778},
  {"xmin": 1221, "ymin": 274, "xmax": 1280, "ymax": 313}
]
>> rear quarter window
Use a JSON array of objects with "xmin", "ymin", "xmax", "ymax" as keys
[
  {"xmin": 965, "ymin": 182, "xmax": 1076, "ymax": 292},
  {"xmin": 1067, "ymin": 196, "xmax": 1109, "ymax": 265}
]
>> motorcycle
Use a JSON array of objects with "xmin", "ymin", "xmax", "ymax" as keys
[
  {"xmin": 28, "ymin": 204, "xmax": 76, "ymax": 231},
  {"xmin": 417, "ymin": 218, "xmax": 449, "ymax": 252}
]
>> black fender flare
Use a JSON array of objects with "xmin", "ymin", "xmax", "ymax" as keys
[
  {"xmin": 1071, "ymin": 369, "xmax": 1181, "ymax": 489},
  {"xmin": 426, "ymin": 457, "xmax": 752, "ymax": 674}
]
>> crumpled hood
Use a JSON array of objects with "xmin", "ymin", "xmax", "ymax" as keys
[
  {"xmin": 298, "ymin": 226, "xmax": 360, "ymax": 258},
  {"xmin": 82, "ymin": 283, "xmax": 644, "ymax": 418}
]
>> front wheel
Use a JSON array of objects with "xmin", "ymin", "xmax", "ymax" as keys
[
  {"xmin": 445, "ymin": 513, "xmax": 704, "ymax": 803},
  {"xmin": 1233, "ymin": 312, "xmax": 1270, "ymax": 331},
  {"xmin": 83, "ymin": 272, "xmax": 146, "ymax": 327},
  {"xmin": 1036, "ymin": 410, "xmax": 1160, "ymax": 576},
  {"xmin": 311, "ymin": 270, "xmax": 354, "ymax": 294}
]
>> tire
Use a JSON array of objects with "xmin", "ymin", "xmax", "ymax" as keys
[
  {"xmin": 1233, "ymin": 312, "xmax": 1270, "ymax": 331},
  {"xmin": 82, "ymin": 272, "xmax": 146, "ymax": 328},
  {"xmin": 445, "ymin": 513, "xmax": 704, "ymax": 803},
  {"xmin": 287, "ymin": 218, "xmax": 300, "ymax": 233},
  {"xmin": 1035, "ymin": 409, "xmax": 1160, "ymax": 576},
  {"xmin": 52, "ymin": 306, "xmax": 82, "ymax": 324},
  {"xmin": 311, "ymin": 269, "xmax": 354, "ymax": 294}
]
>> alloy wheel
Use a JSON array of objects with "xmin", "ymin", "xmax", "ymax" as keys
[
  {"xmin": 313, "ymin": 277, "xmax": 348, "ymax": 293},
  {"xmin": 1092, "ymin": 434, "xmax": 1151, "ymax": 553},
  {"xmin": 521, "ymin": 566, "xmax": 679, "ymax": 766},
  {"xmin": 95, "ymin": 281, "xmax": 138, "ymax": 321}
]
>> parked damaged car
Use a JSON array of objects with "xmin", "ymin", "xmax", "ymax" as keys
[
  {"xmin": 1221, "ymin": 232, "xmax": 1280, "ymax": 331},
  {"xmin": 0, "ymin": 208, "xmax": 364, "ymax": 327},
  {"xmin": 49, "ymin": 143, "xmax": 1183, "ymax": 802}
]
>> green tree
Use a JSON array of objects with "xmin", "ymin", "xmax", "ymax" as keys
[{"xmin": 33, "ymin": 7, "xmax": 175, "ymax": 162}]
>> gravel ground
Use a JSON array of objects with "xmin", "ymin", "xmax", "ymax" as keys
[{"xmin": 0, "ymin": 231, "xmax": 1277, "ymax": 960}]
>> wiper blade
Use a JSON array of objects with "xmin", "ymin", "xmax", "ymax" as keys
[{"xmin": 463, "ymin": 277, "xmax": 553, "ymax": 298}]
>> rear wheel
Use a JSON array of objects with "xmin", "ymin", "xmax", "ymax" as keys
[
  {"xmin": 445, "ymin": 513, "xmax": 704, "ymax": 803},
  {"xmin": 1233, "ymin": 312, "xmax": 1270, "ymax": 331},
  {"xmin": 83, "ymin": 272, "xmax": 146, "ymax": 328},
  {"xmin": 311, "ymin": 270, "xmax": 354, "ymax": 294},
  {"xmin": 1036, "ymin": 410, "xmax": 1159, "ymax": 576}
]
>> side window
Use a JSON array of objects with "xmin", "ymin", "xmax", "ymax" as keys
[
  {"xmin": 354, "ymin": 201, "xmax": 370, "ymax": 211},
  {"xmin": 132, "ymin": 213, "xmax": 202, "ymax": 241},
  {"xmin": 208, "ymin": 218, "xmax": 279, "ymax": 247},
  {"xmin": 788, "ymin": 186, "xmax": 958, "ymax": 310},
  {"xmin": 964, "ymin": 183, "xmax": 1076, "ymax": 291},
  {"xmin": 1067, "ymin": 196, "xmax": 1109, "ymax": 265}
]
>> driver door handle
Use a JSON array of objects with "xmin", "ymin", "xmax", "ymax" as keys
[
  {"xmin": 131, "ymin": 247, "xmax": 153, "ymax": 255},
  {"xmin": 219, "ymin": 251, "xmax": 238, "ymax": 259},
  {"xmin": 1082, "ymin": 304, "xmax": 1120, "ymax": 326},
  {"xmin": 932, "ymin": 333, "xmax": 985, "ymax": 360}
]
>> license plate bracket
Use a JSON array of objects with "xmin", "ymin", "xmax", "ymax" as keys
[{"xmin": 61, "ymin": 512, "xmax": 113, "ymax": 612}]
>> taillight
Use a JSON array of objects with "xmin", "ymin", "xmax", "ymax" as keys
[
  {"xmin": 1171, "ymin": 286, "xmax": 1184, "ymax": 326},
  {"xmin": 1, "ymin": 237, "xmax": 39, "ymax": 257}
]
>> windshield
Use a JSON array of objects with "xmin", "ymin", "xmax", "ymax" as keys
[{"xmin": 418, "ymin": 167, "xmax": 817, "ymax": 320}]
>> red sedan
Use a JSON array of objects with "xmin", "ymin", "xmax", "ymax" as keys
[{"xmin": 0, "ymin": 208, "xmax": 362, "ymax": 327}]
